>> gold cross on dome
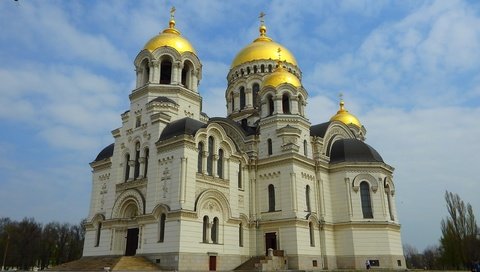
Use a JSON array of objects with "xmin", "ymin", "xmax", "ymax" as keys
[
  {"xmin": 170, "ymin": 6, "xmax": 176, "ymax": 19},
  {"xmin": 259, "ymin": 12, "xmax": 266, "ymax": 24}
]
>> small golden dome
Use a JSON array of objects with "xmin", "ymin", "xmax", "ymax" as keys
[
  {"xmin": 263, "ymin": 63, "xmax": 301, "ymax": 88},
  {"xmin": 231, "ymin": 23, "xmax": 297, "ymax": 68},
  {"xmin": 330, "ymin": 100, "xmax": 362, "ymax": 127},
  {"xmin": 143, "ymin": 15, "xmax": 196, "ymax": 54}
]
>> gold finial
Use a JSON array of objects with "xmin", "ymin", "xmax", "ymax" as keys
[
  {"xmin": 169, "ymin": 6, "xmax": 176, "ymax": 28},
  {"xmin": 338, "ymin": 92, "xmax": 345, "ymax": 110}
]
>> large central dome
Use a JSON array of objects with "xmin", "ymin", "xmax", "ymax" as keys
[{"xmin": 231, "ymin": 24, "xmax": 297, "ymax": 68}]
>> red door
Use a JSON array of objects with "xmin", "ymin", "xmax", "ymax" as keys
[{"xmin": 209, "ymin": 256, "xmax": 216, "ymax": 271}]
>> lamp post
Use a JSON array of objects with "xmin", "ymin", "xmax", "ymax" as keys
[{"xmin": 1, "ymin": 234, "xmax": 10, "ymax": 271}]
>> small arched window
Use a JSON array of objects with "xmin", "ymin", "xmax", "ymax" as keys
[
  {"xmin": 207, "ymin": 137, "xmax": 214, "ymax": 176},
  {"xmin": 124, "ymin": 153, "xmax": 130, "ymax": 182},
  {"xmin": 95, "ymin": 222, "xmax": 102, "ymax": 247},
  {"xmin": 238, "ymin": 162, "xmax": 242, "ymax": 189},
  {"xmin": 252, "ymin": 83, "xmax": 259, "ymax": 108},
  {"xmin": 239, "ymin": 87, "xmax": 246, "ymax": 109},
  {"xmin": 239, "ymin": 223, "xmax": 243, "ymax": 247},
  {"xmin": 247, "ymin": 67, "xmax": 251, "ymax": 74},
  {"xmin": 160, "ymin": 59, "xmax": 172, "ymax": 84},
  {"xmin": 306, "ymin": 185, "xmax": 311, "ymax": 212},
  {"xmin": 211, "ymin": 217, "xmax": 219, "ymax": 244},
  {"xmin": 217, "ymin": 149, "xmax": 224, "ymax": 178},
  {"xmin": 261, "ymin": 64, "xmax": 265, "ymax": 73},
  {"xmin": 159, "ymin": 213, "xmax": 166, "ymax": 242},
  {"xmin": 268, "ymin": 184, "xmax": 275, "ymax": 212},
  {"xmin": 309, "ymin": 222, "xmax": 315, "ymax": 246},
  {"xmin": 203, "ymin": 216, "xmax": 209, "ymax": 243},
  {"xmin": 303, "ymin": 140, "xmax": 308, "ymax": 156},
  {"xmin": 144, "ymin": 148, "xmax": 149, "ymax": 178},
  {"xmin": 267, "ymin": 95, "xmax": 274, "ymax": 116},
  {"xmin": 253, "ymin": 65, "xmax": 258, "ymax": 73},
  {"xmin": 282, "ymin": 93, "xmax": 290, "ymax": 114},
  {"xmin": 134, "ymin": 142, "xmax": 140, "ymax": 180},
  {"xmin": 230, "ymin": 92, "xmax": 235, "ymax": 112},
  {"xmin": 197, "ymin": 142, "xmax": 204, "ymax": 173},
  {"xmin": 360, "ymin": 181, "xmax": 373, "ymax": 218},
  {"xmin": 268, "ymin": 64, "xmax": 272, "ymax": 72},
  {"xmin": 267, "ymin": 139, "xmax": 273, "ymax": 155},
  {"xmin": 140, "ymin": 58, "xmax": 150, "ymax": 85}
]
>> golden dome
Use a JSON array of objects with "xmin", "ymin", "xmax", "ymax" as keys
[
  {"xmin": 143, "ymin": 17, "xmax": 196, "ymax": 54},
  {"xmin": 231, "ymin": 24, "xmax": 297, "ymax": 68},
  {"xmin": 330, "ymin": 100, "xmax": 362, "ymax": 127},
  {"xmin": 263, "ymin": 64, "xmax": 301, "ymax": 88}
]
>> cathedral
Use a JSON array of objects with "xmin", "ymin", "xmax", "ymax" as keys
[{"xmin": 83, "ymin": 10, "xmax": 405, "ymax": 271}]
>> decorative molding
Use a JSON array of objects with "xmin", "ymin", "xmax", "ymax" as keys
[
  {"xmin": 99, "ymin": 173, "xmax": 110, "ymax": 181},
  {"xmin": 259, "ymin": 171, "xmax": 281, "ymax": 179},
  {"xmin": 301, "ymin": 172, "xmax": 315, "ymax": 181}
]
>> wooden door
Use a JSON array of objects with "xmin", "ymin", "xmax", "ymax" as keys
[
  {"xmin": 209, "ymin": 256, "xmax": 216, "ymax": 271},
  {"xmin": 265, "ymin": 232, "xmax": 277, "ymax": 255},
  {"xmin": 125, "ymin": 228, "xmax": 139, "ymax": 256}
]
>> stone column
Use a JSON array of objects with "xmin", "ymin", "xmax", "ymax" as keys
[
  {"xmin": 138, "ymin": 157, "xmax": 145, "ymax": 179},
  {"xmin": 128, "ymin": 160, "xmax": 135, "ymax": 181},
  {"xmin": 245, "ymin": 87, "xmax": 253, "ymax": 108},
  {"xmin": 151, "ymin": 60, "xmax": 159, "ymax": 83},
  {"xmin": 291, "ymin": 173, "xmax": 297, "ymax": 212}
]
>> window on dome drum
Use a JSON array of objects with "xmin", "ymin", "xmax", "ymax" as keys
[
  {"xmin": 240, "ymin": 87, "xmax": 246, "ymax": 109},
  {"xmin": 252, "ymin": 83, "xmax": 259, "ymax": 107},
  {"xmin": 207, "ymin": 137, "xmax": 214, "ymax": 175},
  {"xmin": 158, "ymin": 213, "xmax": 166, "ymax": 242},
  {"xmin": 202, "ymin": 216, "xmax": 209, "ymax": 243},
  {"xmin": 211, "ymin": 217, "xmax": 219, "ymax": 243},
  {"xmin": 237, "ymin": 163, "xmax": 242, "ymax": 189},
  {"xmin": 181, "ymin": 61, "xmax": 192, "ymax": 88},
  {"xmin": 309, "ymin": 222, "xmax": 315, "ymax": 246},
  {"xmin": 217, "ymin": 149, "xmax": 224, "ymax": 178},
  {"xmin": 95, "ymin": 222, "xmax": 102, "ymax": 247},
  {"xmin": 306, "ymin": 185, "xmax": 311, "ymax": 212},
  {"xmin": 253, "ymin": 65, "xmax": 257, "ymax": 73},
  {"xmin": 134, "ymin": 142, "xmax": 140, "ymax": 180},
  {"xmin": 282, "ymin": 93, "xmax": 290, "ymax": 114},
  {"xmin": 268, "ymin": 184, "xmax": 276, "ymax": 212},
  {"xmin": 230, "ymin": 92, "xmax": 235, "ymax": 113},
  {"xmin": 268, "ymin": 64, "xmax": 272, "ymax": 72},
  {"xmin": 124, "ymin": 153, "xmax": 130, "ymax": 181},
  {"xmin": 386, "ymin": 184, "xmax": 394, "ymax": 220},
  {"xmin": 267, "ymin": 139, "xmax": 273, "ymax": 155},
  {"xmin": 239, "ymin": 223, "xmax": 243, "ymax": 247},
  {"xmin": 303, "ymin": 140, "xmax": 308, "ymax": 156},
  {"xmin": 261, "ymin": 64, "xmax": 265, "ymax": 73},
  {"xmin": 360, "ymin": 181, "xmax": 374, "ymax": 218},
  {"xmin": 247, "ymin": 67, "xmax": 251, "ymax": 74},
  {"xmin": 144, "ymin": 148, "xmax": 149, "ymax": 178},
  {"xmin": 267, "ymin": 95, "xmax": 274, "ymax": 116},
  {"xmin": 197, "ymin": 142, "xmax": 204, "ymax": 173},
  {"xmin": 160, "ymin": 60, "xmax": 172, "ymax": 84}
]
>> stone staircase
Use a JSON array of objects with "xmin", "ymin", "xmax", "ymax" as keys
[
  {"xmin": 49, "ymin": 256, "xmax": 160, "ymax": 271},
  {"xmin": 234, "ymin": 254, "xmax": 288, "ymax": 271}
]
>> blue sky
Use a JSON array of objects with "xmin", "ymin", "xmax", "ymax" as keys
[{"xmin": 1, "ymin": 0, "xmax": 479, "ymax": 251}]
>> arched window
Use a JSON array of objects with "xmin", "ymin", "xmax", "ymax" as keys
[
  {"xmin": 134, "ymin": 142, "xmax": 140, "ymax": 180},
  {"xmin": 360, "ymin": 181, "xmax": 373, "ymax": 218},
  {"xmin": 252, "ymin": 83, "xmax": 259, "ymax": 108},
  {"xmin": 181, "ymin": 61, "xmax": 193, "ymax": 88},
  {"xmin": 268, "ymin": 184, "xmax": 275, "ymax": 212},
  {"xmin": 144, "ymin": 148, "xmax": 149, "ymax": 178},
  {"xmin": 253, "ymin": 65, "xmax": 257, "ymax": 73},
  {"xmin": 386, "ymin": 184, "xmax": 394, "ymax": 220},
  {"xmin": 261, "ymin": 64, "xmax": 265, "ymax": 73},
  {"xmin": 203, "ymin": 216, "xmax": 209, "ymax": 243},
  {"xmin": 207, "ymin": 137, "xmax": 214, "ymax": 175},
  {"xmin": 159, "ymin": 213, "xmax": 166, "ymax": 242},
  {"xmin": 247, "ymin": 67, "xmax": 251, "ymax": 74},
  {"xmin": 239, "ymin": 223, "xmax": 243, "ymax": 247},
  {"xmin": 217, "ymin": 149, "xmax": 224, "ymax": 178},
  {"xmin": 160, "ymin": 59, "xmax": 172, "ymax": 84},
  {"xmin": 304, "ymin": 140, "xmax": 308, "ymax": 156},
  {"xmin": 306, "ymin": 185, "xmax": 311, "ymax": 212},
  {"xmin": 95, "ymin": 222, "xmax": 102, "ymax": 247},
  {"xmin": 309, "ymin": 222, "xmax": 315, "ymax": 246},
  {"xmin": 124, "ymin": 153, "xmax": 130, "ymax": 182},
  {"xmin": 267, "ymin": 95, "xmax": 274, "ymax": 116},
  {"xmin": 282, "ymin": 93, "xmax": 290, "ymax": 114},
  {"xmin": 140, "ymin": 58, "xmax": 150, "ymax": 85},
  {"xmin": 267, "ymin": 139, "xmax": 273, "ymax": 155},
  {"xmin": 211, "ymin": 217, "xmax": 219, "ymax": 243},
  {"xmin": 197, "ymin": 142, "xmax": 204, "ymax": 173},
  {"xmin": 268, "ymin": 64, "xmax": 272, "ymax": 72},
  {"xmin": 239, "ymin": 87, "xmax": 246, "ymax": 109},
  {"xmin": 238, "ymin": 162, "xmax": 242, "ymax": 189},
  {"xmin": 230, "ymin": 92, "xmax": 235, "ymax": 112}
]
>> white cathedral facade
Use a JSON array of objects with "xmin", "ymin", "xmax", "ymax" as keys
[{"xmin": 83, "ymin": 12, "xmax": 405, "ymax": 271}]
